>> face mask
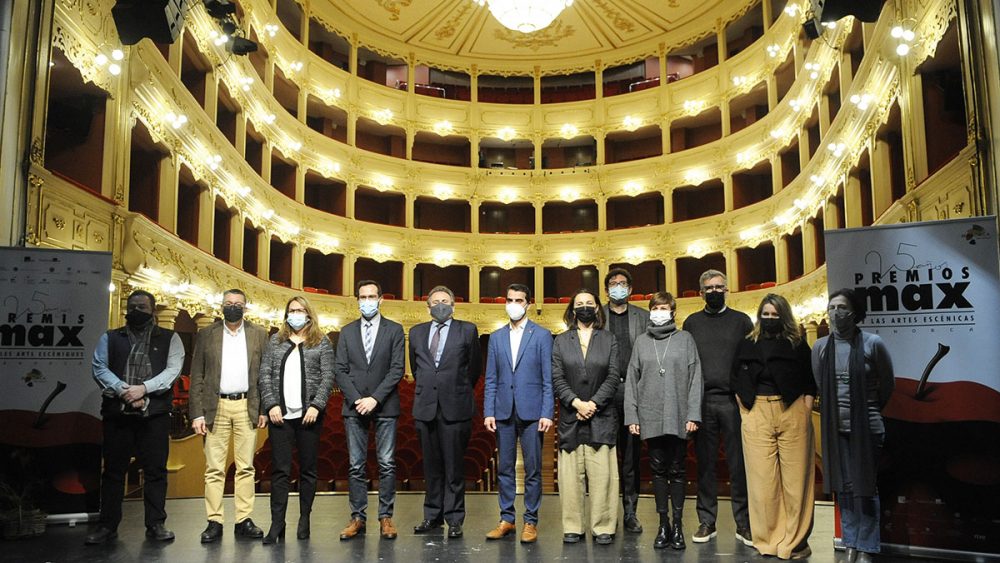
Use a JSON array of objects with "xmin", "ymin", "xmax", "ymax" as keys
[
  {"xmin": 704, "ymin": 291, "xmax": 726, "ymax": 311},
  {"xmin": 760, "ymin": 318, "xmax": 782, "ymax": 334},
  {"xmin": 125, "ymin": 309, "xmax": 153, "ymax": 328},
  {"xmin": 831, "ymin": 310, "xmax": 856, "ymax": 335},
  {"xmin": 649, "ymin": 310, "xmax": 673, "ymax": 326},
  {"xmin": 505, "ymin": 302, "xmax": 526, "ymax": 322},
  {"xmin": 574, "ymin": 306, "xmax": 597, "ymax": 324},
  {"xmin": 222, "ymin": 305, "xmax": 244, "ymax": 323},
  {"xmin": 430, "ymin": 303, "xmax": 453, "ymax": 323},
  {"xmin": 608, "ymin": 285, "xmax": 629, "ymax": 304},
  {"xmin": 286, "ymin": 312, "xmax": 309, "ymax": 330},
  {"xmin": 359, "ymin": 300, "xmax": 379, "ymax": 320}
]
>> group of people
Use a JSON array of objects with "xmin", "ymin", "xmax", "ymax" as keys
[{"xmin": 84, "ymin": 269, "xmax": 894, "ymax": 563}]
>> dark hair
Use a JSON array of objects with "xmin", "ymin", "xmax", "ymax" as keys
[
  {"xmin": 829, "ymin": 287, "xmax": 867, "ymax": 323},
  {"xmin": 223, "ymin": 288, "xmax": 247, "ymax": 302},
  {"xmin": 648, "ymin": 291, "xmax": 676, "ymax": 312},
  {"xmin": 355, "ymin": 279, "xmax": 382, "ymax": 297},
  {"xmin": 127, "ymin": 289, "xmax": 156, "ymax": 309},
  {"xmin": 604, "ymin": 267, "xmax": 632, "ymax": 289},
  {"xmin": 506, "ymin": 283, "xmax": 532, "ymax": 302},
  {"xmin": 562, "ymin": 289, "xmax": 605, "ymax": 329}
]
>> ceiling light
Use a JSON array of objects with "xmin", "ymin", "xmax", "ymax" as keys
[
  {"xmin": 497, "ymin": 127, "xmax": 517, "ymax": 141},
  {"xmin": 373, "ymin": 108, "xmax": 393, "ymax": 125},
  {"xmin": 622, "ymin": 115, "xmax": 641, "ymax": 131},
  {"xmin": 560, "ymin": 124, "xmax": 578, "ymax": 138},
  {"xmin": 476, "ymin": 0, "xmax": 574, "ymax": 33},
  {"xmin": 895, "ymin": 43, "xmax": 910, "ymax": 56},
  {"xmin": 433, "ymin": 120, "xmax": 454, "ymax": 136}
]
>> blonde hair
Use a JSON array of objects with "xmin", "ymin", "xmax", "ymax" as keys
[
  {"xmin": 747, "ymin": 293, "xmax": 802, "ymax": 345},
  {"xmin": 277, "ymin": 295, "xmax": 325, "ymax": 347}
]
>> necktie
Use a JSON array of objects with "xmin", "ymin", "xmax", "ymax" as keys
[
  {"xmin": 363, "ymin": 322, "xmax": 373, "ymax": 362},
  {"xmin": 430, "ymin": 323, "xmax": 444, "ymax": 365}
]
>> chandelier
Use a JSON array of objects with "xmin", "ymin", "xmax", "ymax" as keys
[{"xmin": 475, "ymin": 0, "xmax": 574, "ymax": 33}]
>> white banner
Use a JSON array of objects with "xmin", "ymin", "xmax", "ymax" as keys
[{"xmin": 0, "ymin": 247, "xmax": 112, "ymax": 438}]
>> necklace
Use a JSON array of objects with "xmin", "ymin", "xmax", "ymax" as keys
[{"xmin": 652, "ymin": 335, "xmax": 672, "ymax": 375}]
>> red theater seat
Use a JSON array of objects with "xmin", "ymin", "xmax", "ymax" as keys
[
  {"xmin": 745, "ymin": 283, "xmax": 761, "ymax": 291},
  {"xmin": 382, "ymin": 293, "xmax": 396, "ymax": 300},
  {"xmin": 628, "ymin": 294, "xmax": 645, "ymax": 301},
  {"xmin": 682, "ymin": 290, "xmax": 699, "ymax": 298},
  {"xmin": 558, "ymin": 297, "xmax": 571, "ymax": 304},
  {"xmin": 543, "ymin": 297, "xmax": 557, "ymax": 304},
  {"xmin": 760, "ymin": 281, "xmax": 777, "ymax": 289}
]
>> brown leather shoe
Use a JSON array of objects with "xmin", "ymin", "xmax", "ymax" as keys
[
  {"xmin": 520, "ymin": 523, "xmax": 538, "ymax": 543},
  {"xmin": 485, "ymin": 520, "xmax": 516, "ymax": 540},
  {"xmin": 379, "ymin": 517, "xmax": 397, "ymax": 540},
  {"xmin": 339, "ymin": 518, "xmax": 366, "ymax": 540}
]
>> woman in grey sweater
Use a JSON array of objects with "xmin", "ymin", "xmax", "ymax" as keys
[
  {"xmin": 259, "ymin": 295, "xmax": 336, "ymax": 544},
  {"xmin": 624, "ymin": 292, "xmax": 702, "ymax": 550}
]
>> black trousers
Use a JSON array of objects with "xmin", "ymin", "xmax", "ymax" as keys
[
  {"xmin": 695, "ymin": 394, "xmax": 749, "ymax": 528},
  {"xmin": 268, "ymin": 415, "xmax": 322, "ymax": 524},
  {"xmin": 416, "ymin": 415, "xmax": 471, "ymax": 526},
  {"xmin": 647, "ymin": 434, "xmax": 687, "ymax": 516},
  {"xmin": 99, "ymin": 412, "xmax": 170, "ymax": 530},
  {"xmin": 616, "ymin": 398, "xmax": 642, "ymax": 517}
]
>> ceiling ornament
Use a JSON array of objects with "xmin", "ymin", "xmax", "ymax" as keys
[{"xmin": 475, "ymin": 0, "xmax": 574, "ymax": 33}]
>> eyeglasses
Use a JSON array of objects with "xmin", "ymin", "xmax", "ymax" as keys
[
  {"xmin": 703, "ymin": 284, "xmax": 727, "ymax": 292},
  {"xmin": 358, "ymin": 295, "xmax": 380, "ymax": 301},
  {"xmin": 607, "ymin": 281, "xmax": 629, "ymax": 289},
  {"xmin": 223, "ymin": 303, "xmax": 245, "ymax": 309}
]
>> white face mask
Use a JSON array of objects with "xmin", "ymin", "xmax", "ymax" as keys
[
  {"xmin": 505, "ymin": 302, "xmax": 526, "ymax": 322},
  {"xmin": 649, "ymin": 309, "xmax": 673, "ymax": 326},
  {"xmin": 286, "ymin": 312, "xmax": 309, "ymax": 330}
]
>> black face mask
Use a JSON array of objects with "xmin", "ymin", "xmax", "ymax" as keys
[
  {"xmin": 125, "ymin": 309, "xmax": 153, "ymax": 328},
  {"xmin": 705, "ymin": 291, "xmax": 725, "ymax": 311},
  {"xmin": 223, "ymin": 305, "xmax": 244, "ymax": 323},
  {"xmin": 760, "ymin": 318, "xmax": 782, "ymax": 335},
  {"xmin": 574, "ymin": 306, "xmax": 597, "ymax": 325}
]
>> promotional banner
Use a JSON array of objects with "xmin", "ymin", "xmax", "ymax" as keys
[
  {"xmin": 826, "ymin": 217, "xmax": 1000, "ymax": 556},
  {"xmin": 0, "ymin": 247, "xmax": 112, "ymax": 515}
]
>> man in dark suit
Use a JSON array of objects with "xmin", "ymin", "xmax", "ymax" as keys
[
  {"xmin": 188, "ymin": 288, "xmax": 268, "ymax": 543},
  {"xmin": 483, "ymin": 284, "xmax": 553, "ymax": 544},
  {"xmin": 334, "ymin": 280, "xmax": 406, "ymax": 541},
  {"xmin": 602, "ymin": 268, "xmax": 650, "ymax": 533},
  {"xmin": 409, "ymin": 285, "xmax": 481, "ymax": 538}
]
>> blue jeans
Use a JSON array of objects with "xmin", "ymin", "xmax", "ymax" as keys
[
  {"xmin": 344, "ymin": 415, "xmax": 397, "ymax": 520},
  {"xmin": 496, "ymin": 415, "xmax": 542, "ymax": 524},
  {"xmin": 837, "ymin": 432, "xmax": 882, "ymax": 553}
]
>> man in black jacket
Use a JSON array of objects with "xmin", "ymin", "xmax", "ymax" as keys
[
  {"xmin": 409, "ymin": 285, "xmax": 481, "ymax": 539},
  {"xmin": 682, "ymin": 270, "xmax": 753, "ymax": 546},
  {"xmin": 85, "ymin": 290, "xmax": 185, "ymax": 545},
  {"xmin": 334, "ymin": 280, "xmax": 406, "ymax": 541}
]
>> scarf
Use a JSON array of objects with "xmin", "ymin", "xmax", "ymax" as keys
[
  {"xmin": 646, "ymin": 321, "xmax": 677, "ymax": 340},
  {"xmin": 124, "ymin": 323, "xmax": 154, "ymax": 414},
  {"xmin": 819, "ymin": 330, "xmax": 877, "ymax": 496}
]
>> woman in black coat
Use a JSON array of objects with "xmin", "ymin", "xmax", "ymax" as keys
[
  {"xmin": 551, "ymin": 289, "xmax": 620, "ymax": 545},
  {"xmin": 732, "ymin": 293, "xmax": 815, "ymax": 560}
]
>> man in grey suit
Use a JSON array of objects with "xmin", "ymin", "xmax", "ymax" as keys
[
  {"xmin": 334, "ymin": 280, "xmax": 406, "ymax": 541},
  {"xmin": 189, "ymin": 288, "xmax": 268, "ymax": 543},
  {"xmin": 409, "ymin": 285, "xmax": 481, "ymax": 539},
  {"xmin": 603, "ymin": 268, "xmax": 650, "ymax": 534}
]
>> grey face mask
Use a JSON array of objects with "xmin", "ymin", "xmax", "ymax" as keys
[
  {"xmin": 831, "ymin": 310, "xmax": 856, "ymax": 335},
  {"xmin": 430, "ymin": 303, "xmax": 453, "ymax": 323}
]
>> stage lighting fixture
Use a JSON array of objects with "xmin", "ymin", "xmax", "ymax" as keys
[
  {"xmin": 803, "ymin": 0, "xmax": 887, "ymax": 39},
  {"xmin": 228, "ymin": 37, "xmax": 258, "ymax": 55},
  {"xmin": 112, "ymin": 0, "xmax": 188, "ymax": 45},
  {"xmin": 205, "ymin": 0, "xmax": 237, "ymax": 19}
]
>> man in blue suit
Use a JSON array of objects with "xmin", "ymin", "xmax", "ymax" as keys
[{"xmin": 483, "ymin": 283, "xmax": 554, "ymax": 544}]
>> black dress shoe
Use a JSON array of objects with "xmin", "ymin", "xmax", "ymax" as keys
[
  {"xmin": 624, "ymin": 515, "xmax": 643, "ymax": 533},
  {"xmin": 845, "ymin": 547, "xmax": 858, "ymax": 563},
  {"xmin": 262, "ymin": 523, "xmax": 285, "ymax": 545},
  {"xmin": 563, "ymin": 532, "xmax": 582, "ymax": 543},
  {"xmin": 84, "ymin": 526, "xmax": 117, "ymax": 545},
  {"xmin": 413, "ymin": 519, "xmax": 444, "ymax": 533},
  {"xmin": 448, "ymin": 524, "xmax": 463, "ymax": 538},
  {"xmin": 594, "ymin": 533, "xmax": 615, "ymax": 545},
  {"xmin": 234, "ymin": 518, "xmax": 263, "ymax": 539},
  {"xmin": 669, "ymin": 521, "xmax": 685, "ymax": 550},
  {"xmin": 145, "ymin": 523, "xmax": 176, "ymax": 542},
  {"xmin": 201, "ymin": 521, "xmax": 223, "ymax": 543},
  {"xmin": 297, "ymin": 519, "xmax": 310, "ymax": 540},
  {"xmin": 654, "ymin": 525, "xmax": 670, "ymax": 549}
]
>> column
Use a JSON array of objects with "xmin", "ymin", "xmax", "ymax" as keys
[
  {"xmin": 762, "ymin": 0, "xmax": 773, "ymax": 28},
  {"xmin": 470, "ymin": 264, "xmax": 481, "ymax": 304},
  {"xmin": 724, "ymin": 248, "xmax": 740, "ymax": 294},
  {"xmin": 349, "ymin": 36, "xmax": 358, "ymax": 75},
  {"xmin": 204, "ymin": 70, "xmax": 219, "ymax": 123},
  {"xmin": 343, "ymin": 255, "xmax": 357, "ymax": 297},
  {"xmin": 838, "ymin": 53, "xmax": 854, "ymax": 99},
  {"xmin": 662, "ymin": 119, "xmax": 672, "ymax": 155},
  {"xmin": 261, "ymin": 141, "xmax": 272, "ymax": 183},
  {"xmin": 235, "ymin": 112, "xmax": 247, "ymax": 157},
  {"xmin": 721, "ymin": 99, "xmax": 731, "ymax": 137},
  {"xmin": 534, "ymin": 201, "xmax": 544, "ymax": 234},
  {"xmin": 664, "ymin": 259, "xmax": 677, "ymax": 296},
  {"xmin": 596, "ymin": 195, "xmax": 607, "ymax": 231},
  {"xmin": 843, "ymin": 174, "xmax": 864, "ymax": 228},
  {"xmin": 819, "ymin": 94, "xmax": 832, "ymax": 139},
  {"xmin": 402, "ymin": 261, "xmax": 415, "ymax": 302},
  {"xmin": 804, "ymin": 323, "xmax": 819, "ymax": 347},
  {"xmin": 195, "ymin": 315, "xmax": 216, "ymax": 332},
  {"xmin": 257, "ymin": 230, "xmax": 271, "ymax": 281},
  {"xmin": 802, "ymin": 220, "xmax": 818, "ymax": 273},
  {"xmin": 291, "ymin": 244, "xmax": 304, "ymax": 289},
  {"xmin": 716, "ymin": 24, "xmax": 727, "ymax": 64},
  {"xmin": 533, "ymin": 265, "xmax": 545, "ymax": 305},
  {"xmin": 470, "ymin": 200, "xmax": 480, "ymax": 234},
  {"xmin": 296, "ymin": 87, "xmax": 307, "ymax": 124},
  {"xmin": 470, "ymin": 133, "xmax": 479, "ymax": 169},
  {"xmin": 823, "ymin": 197, "xmax": 842, "ymax": 230},
  {"xmin": 533, "ymin": 66, "xmax": 541, "ymax": 105},
  {"xmin": 771, "ymin": 155, "xmax": 784, "ymax": 194},
  {"xmin": 405, "ymin": 193, "xmax": 415, "ymax": 228},
  {"xmin": 470, "ymin": 65, "xmax": 478, "ymax": 103},
  {"xmin": 229, "ymin": 212, "xmax": 244, "ymax": 269},
  {"xmin": 798, "ymin": 130, "xmax": 810, "ymax": 171},
  {"xmin": 899, "ymin": 72, "xmax": 929, "ymax": 184},
  {"xmin": 196, "ymin": 187, "xmax": 214, "ymax": 253},
  {"xmin": 723, "ymin": 174, "xmax": 734, "ymax": 212},
  {"xmin": 595, "ymin": 130, "xmax": 606, "ymax": 165},
  {"xmin": 663, "ymin": 189, "xmax": 673, "ymax": 224},
  {"xmin": 294, "ymin": 165, "xmax": 306, "ymax": 203},
  {"xmin": 775, "ymin": 236, "xmax": 790, "ymax": 284},
  {"xmin": 766, "ymin": 75, "xmax": 778, "ymax": 111},
  {"xmin": 406, "ymin": 127, "xmax": 414, "ymax": 161},
  {"xmin": 347, "ymin": 111, "xmax": 357, "ymax": 146},
  {"xmin": 158, "ymin": 154, "xmax": 179, "ymax": 232},
  {"xmin": 156, "ymin": 307, "xmax": 181, "ymax": 330},
  {"xmin": 595, "ymin": 61, "xmax": 603, "ymax": 100},
  {"xmin": 346, "ymin": 182, "xmax": 357, "ymax": 219},
  {"xmin": 870, "ymin": 137, "xmax": 895, "ymax": 217},
  {"xmin": 533, "ymin": 134, "xmax": 543, "ymax": 171}
]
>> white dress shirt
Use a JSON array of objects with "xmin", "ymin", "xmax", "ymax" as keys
[
  {"xmin": 219, "ymin": 321, "xmax": 249, "ymax": 394},
  {"xmin": 283, "ymin": 345, "xmax": 303, "ymax": 420},
  {"xmin": 509, "ymin": 319, "xmax": 526, "ymax": 366}
]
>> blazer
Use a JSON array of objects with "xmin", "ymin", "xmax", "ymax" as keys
[
  {"xmin": 484, "ymin": 320, "xmax": 554, "ymax": 422},
  {"xmin": 732, "ymin": 336, "xmax": 816, "ymax": 409},
  {"xmin": 188, "ymin": 320, "xmax": 268, "ymax": 429},
  {"xmin": 603, "ymin": 303, "xmax": 650, "ymax": 403},
  {"xmin": 409, "ymin": 319, "xmax": 482, "ymax": 423},
  {"xmin": 551, "ymin": 328, "xmax": 620, "ymax": 451},
  {"xmin": 334, "ymin": 315, "xmax": 406, "ymax": 417},
  {"xmin": 259, "ymin": 334, "xmax": 336, "ymax": 416}
]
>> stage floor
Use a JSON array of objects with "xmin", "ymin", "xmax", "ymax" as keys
[{"xmin": 7, "ymin": 494, "xmax": 921, "ymax": 562}]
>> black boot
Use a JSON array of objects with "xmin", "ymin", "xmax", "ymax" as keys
[
  {"xmin": 262, "ymin": 522, "xmax": 285, "ymax": 545},
  {"xmin": 670, "ymin": 509, "xmax": 685, "ymax": 550},
  {"xmin": 297, "ymin": 519, "xmax": 310, "ymax": 540},
  {"xmin": 654, "ymin": 523, "xmax": 670, "ymax": 549}
]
